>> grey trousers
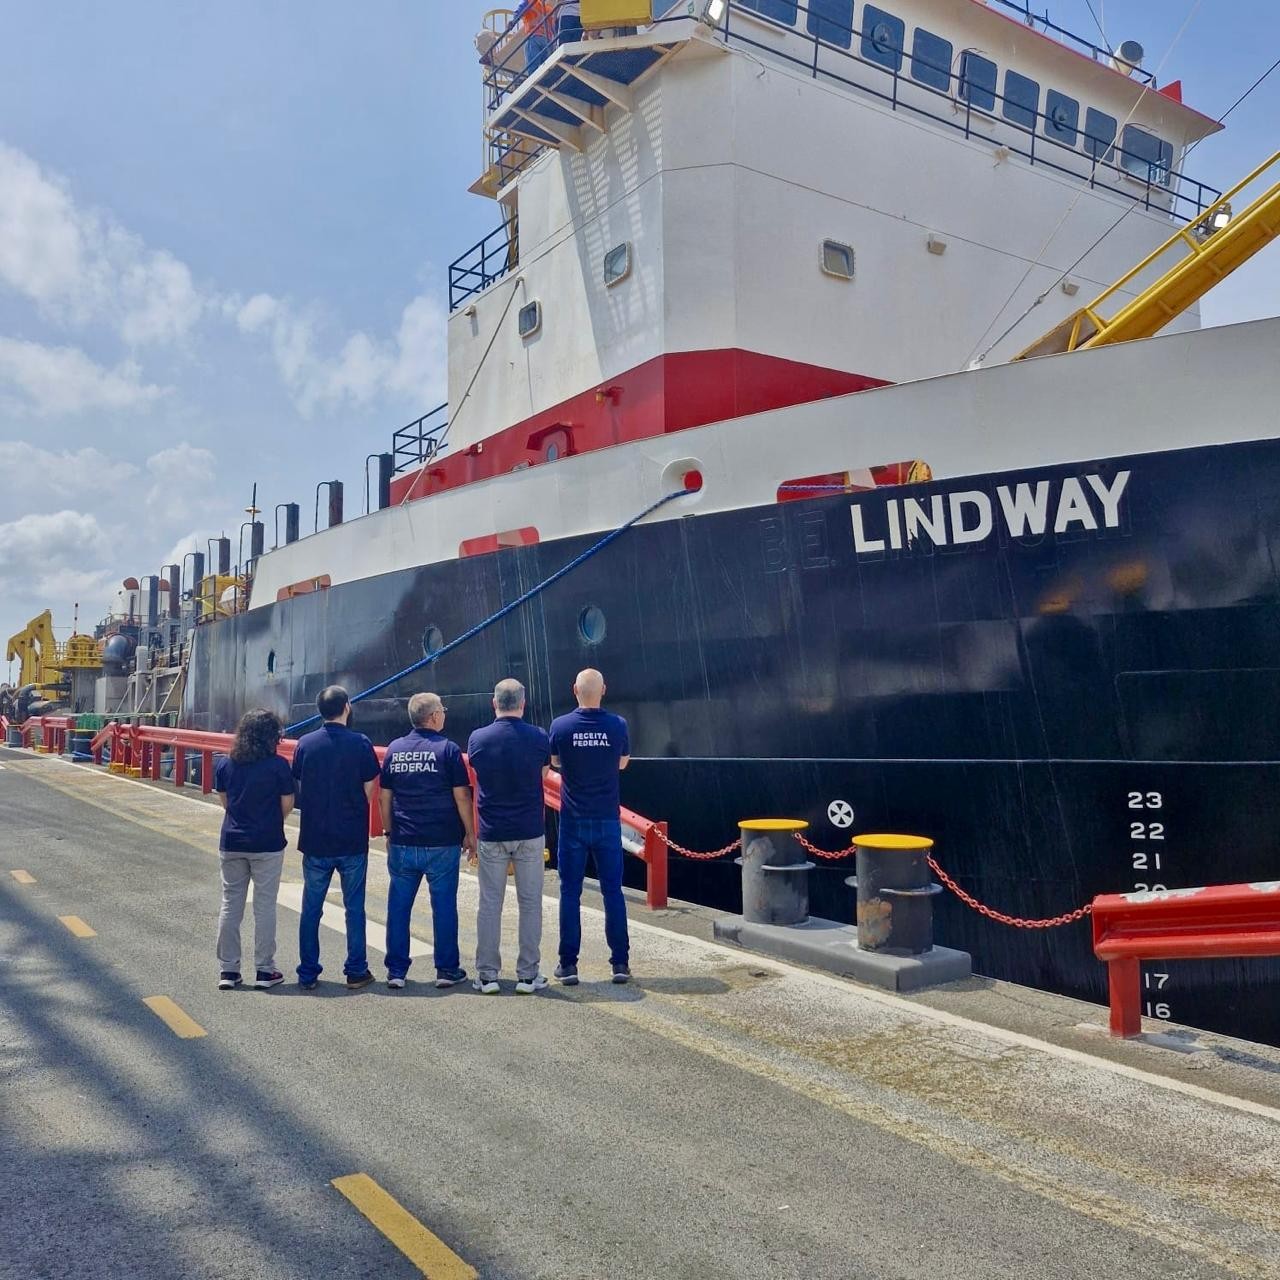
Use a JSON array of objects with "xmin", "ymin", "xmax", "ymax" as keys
[
  {"xmin": 217, "ymin": 851, "xmax": 285, "ymax": 972},
  {"xmin": 475, "ymin": 838, "xmax": 544, "ymax": 981}
]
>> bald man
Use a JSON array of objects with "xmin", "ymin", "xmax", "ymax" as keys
[{"xmin": 549, "ymin": 669, "xmax": 631, "ymax": 984}]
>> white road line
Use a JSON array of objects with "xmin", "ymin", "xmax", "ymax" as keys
[
  {"xmin": 27, "ymin": 753, "xmax": 1280, "ymax": 1124},
  {"xmin": 275, "ymin": 883, "xmax": 431, "ymax": 958}
]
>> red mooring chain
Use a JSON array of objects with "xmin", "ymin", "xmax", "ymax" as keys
[
  {"xmin": 651, "ymin": 829, "xmax": 741, "ymax": 861},
  {"xmin": 656, "ymin": 828, "xmax": 1090, "ymax": 928},
  {"xmin": 926, "ymin": 854, "xmax": 1092, "ymax": 929}
]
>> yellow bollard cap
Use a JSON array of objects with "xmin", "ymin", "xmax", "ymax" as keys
[
  {"xmin": 739, "ymin": 818, "xmax": 809, "ymax": 832},
  {"xmin": 852, "ymin": 833, "xmax": 934, "ymax": 851}
]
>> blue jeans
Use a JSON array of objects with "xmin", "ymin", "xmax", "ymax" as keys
[
  {"xmin": 386, "ymin": 843, "xmax": 462, "ymax": 978},
  {"xmin": 298, "ymin": 854, "xmax": 368, "ymax": 981},
  {"xmin": 557, "ymin": 817, "xmax": 629, "ymax": 967}
]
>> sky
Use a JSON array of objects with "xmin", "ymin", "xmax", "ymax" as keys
[{"xmin": 1, "ymin": 0, "xmax": 1278, "ymax": 675}]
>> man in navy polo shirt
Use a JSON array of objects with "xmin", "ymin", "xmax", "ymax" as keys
[
  {"xmin": 549, "ymin": 668, "xmax": 631, "ymax": 985},
  {"xmin": 467, "ymin": 678, "xmax": 551, "ymax": 994},
  {"xmin": 378, "ymin": 691, "xmax": 476, "ymax": 990},
  {"xmin": 291, "ymin": 685, "xmax": 381, "ymax": 990}
]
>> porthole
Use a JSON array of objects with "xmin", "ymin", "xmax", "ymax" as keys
[
  {"xmin": 603, "ymin": 242, "xmax": 632, "ymax": 287},
  {"xmin": 518, "ymin": 301, "xmax": 542, "ymax": 338},
  {"xmin": 821, "ymin": 240, "xmax": 855, "ymax": 280},
  {"xmin": 578, "ymin": 605, "xmax": 607, "ymax": 646},
  {"xmin": 422, "ymin": 625, "xmax": 444, "ymax": 657},
  {"xmin": 267, "ymin": 649, "xmax": 276, "ymax": 675}
]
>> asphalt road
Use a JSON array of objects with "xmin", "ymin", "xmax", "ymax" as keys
[{"xmin": 2, "ymin": 752, "xmax": 1279, "ymax": 1280}]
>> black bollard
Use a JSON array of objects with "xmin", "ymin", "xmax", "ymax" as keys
[
  {"xmin": 847, "ymin": 834, "xmax": 943, "ymax": 954},
  {"xmin": 737, "ymin": 819, "xmax": 814, "ymax": 926}
]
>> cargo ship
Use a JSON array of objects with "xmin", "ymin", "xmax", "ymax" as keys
[{"xmin": 17, "ymin": 1, "xmax": 1280, "ymax": 1044}]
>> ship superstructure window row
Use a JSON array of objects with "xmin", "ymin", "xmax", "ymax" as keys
[{"xmin": 724, "ymin": 0, "xmax": 1180, "ymax": 193}]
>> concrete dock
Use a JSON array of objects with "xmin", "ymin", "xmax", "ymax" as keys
[{"xmin": 2, "ymin": 747, "xmax": 1279, "ymax": 1279}]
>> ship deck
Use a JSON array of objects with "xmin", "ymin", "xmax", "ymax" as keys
[{"xmin": 3, "ymin": 748, "xmax": 1279, "ymax": 1279}]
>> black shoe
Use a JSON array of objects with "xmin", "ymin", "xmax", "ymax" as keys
[
  {"xmin": 346, "ymin": 971, "xmax": 375, "ymax": 990},
  {"xmin": 554, "ymin": 963, "xmax": 579, "ymax": 986},
  {"xmin": 254, "ymin": 970, "xmax": 284, "ymax": 989},
  {"xmin": 218, "ymin": 972, "xmax": 242, "ymax": 991},
  {"xmin": 611, "ymin": 964, "xmax": 632, "ymax": 985},
  {"xmin": 298, "ymin": 977, "xmax": 318, "ymax": 991},
  {"xmin": 435, "ymin": 968, "xmax": 467, "ymax": 989}
]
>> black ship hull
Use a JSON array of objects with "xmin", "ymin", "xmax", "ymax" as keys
[{"xmin": 185, "ymin": 438, "xmax": 1280, "ymax": 1046}]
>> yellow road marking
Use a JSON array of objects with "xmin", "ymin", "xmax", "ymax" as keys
[
  {"xmin": 58, "ymin": 915, "xmax": 96, "ymax": 938},
  {"xmin": 142, "ymin": 996, "xmax": 207, "ymax": 1039},
  {"xmin": 332, "ymin": 1173, "xmax": 478, "ymax": 1279},
  {"xmin": 10, "ymin": 869, "xmax": 36, "ymax": 884}
]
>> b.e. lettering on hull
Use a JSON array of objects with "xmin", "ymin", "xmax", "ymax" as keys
[{"xmin": 851, "ymin": 471, "xmax": 1131, "ymax": 555}]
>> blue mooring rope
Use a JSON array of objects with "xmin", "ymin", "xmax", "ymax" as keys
[{"xmin": 284, "ymin": 487, "xmax": 694, "ymax": 736}]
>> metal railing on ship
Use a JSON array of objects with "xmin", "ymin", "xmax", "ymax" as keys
[{"xmin": 87, "ymin": 722, "xmax": 670, "ymax": 910}]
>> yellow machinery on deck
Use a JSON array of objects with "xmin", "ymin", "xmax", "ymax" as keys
[
  {"xmin": 1015, "ymin": 150, "xmax": 1280, "ymax": 361},
  {"xmin": 6, "ymin": 610, "xmax": 60, "ymax": 692}
]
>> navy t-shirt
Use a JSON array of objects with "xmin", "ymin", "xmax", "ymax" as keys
[
  {"xmin": 291, "ymin": 723, "xmax": 380, "ymax": 856},
  {"xmin": 214, "ymin": 754, "xmax": 295, "ymax": 853},
  {"xmin": 549, "ymin": 707, "xmax": 630, "ymax": 820},
  {"xmin": 466, "ymin": 718, "xmax": 550, "ymax": 843},
  {"xmin": 380, "ymin": 729, "xmax": 470, "ymax": 847}
]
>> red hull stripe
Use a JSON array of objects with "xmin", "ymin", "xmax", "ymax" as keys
[{"xmin": 390, "ymin": 348, "xmax": 888, "ymax": 505}]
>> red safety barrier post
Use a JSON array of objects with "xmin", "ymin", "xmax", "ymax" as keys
[
  {"xmin": 173, "ymin": 745, "xmax": 186, "ymax": 788},
  {"xmin": 1092, "ymin": 882, "xmax": 1280, "ymax": 1037},
  {"xmin": 644, "ymin": 821, "xmax": 669, "ymax": 911}
]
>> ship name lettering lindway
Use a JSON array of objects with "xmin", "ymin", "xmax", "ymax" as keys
[{"xmin": 850, "ymin": 471, "xmax": 1130, "ymax": 555}]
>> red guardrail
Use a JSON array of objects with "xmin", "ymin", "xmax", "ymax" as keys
[
  {"xmin": 1092, "ymin": 882, "xmax": 1280, "ymax": 1037},
  {"xmin": 87, "ymin": 721, "xmax": 669, "ymax": 909},
  {"xmin": 21, "ymin": 715, "xmax": 78, "ymax": 755}
]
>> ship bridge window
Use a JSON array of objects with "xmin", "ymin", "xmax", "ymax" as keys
[
  {"xmin": 861, "ymin": 6, "xmax": 904, "ymax": 72},
  {"xmin": 604, "ymin": 242, "xmax": 632, "ymax": 287},
  {"xmin": 957, "ymin": 51, "xmax": 993, "ymax": 111},
  {"xmin": 738, "ymin": 0, "xmax": 798, "ymax": 25},
  {"xmin": 518, "ymin": 300, "xmax": 542, "ymax": 338},
  {"xmin": 1120, "ymin": 125, "xmax": 1173, "ymax": 186},
  {"xmin": 1043, "ymin": 89, "xmax": 1079, "ymax": 145},
  {"xmin": 1002, "ymin": 70, "xmax": 1040, "ymax": 129},
  {"xmin": 807, "ymin": 0, "xmax": 853, "ymax": 49},
  {"xmin": 821, "ymin": 239, "xmax": 856, "ymax": 279},
  {"xmin": 957, "ymin": 50, "xmax": 995, "ymax": 109},
  {"xmin": 911, "ymin": 30, "xmax": 953, "ymax": 92},
  {"xmin": 1084, "ymin": 107, "xmax": 1117, "ymax": 160}
]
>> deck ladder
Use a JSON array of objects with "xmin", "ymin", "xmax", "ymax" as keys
[{"xmin": 1015, "ymin": 150, "xmax": 1280, "ymax": 361}]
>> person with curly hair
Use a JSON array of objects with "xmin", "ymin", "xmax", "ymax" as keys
[{"xmin": 214, "ymin": 708, "xmax": 295, "ymax": 990}]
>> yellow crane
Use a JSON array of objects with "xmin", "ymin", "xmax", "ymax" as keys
[
  {"xmin": 6, "ymin": 610, "xmax": 60, "ymax": 690},
  {"xmin": 1015, "ymin": 150, "xmax": 1280, "ymax": 361}
]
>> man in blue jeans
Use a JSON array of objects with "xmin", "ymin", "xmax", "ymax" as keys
[
  {"xmin": 378, "ymin": 692, "xmax": 476, "ymax": 989},
  {"xmin": 549, "ymin": 668, "xmax": 631, "ymax": 985},
  {"xmin": 291, "ymin": 685, "xmax": 381, "ymax": 990}
]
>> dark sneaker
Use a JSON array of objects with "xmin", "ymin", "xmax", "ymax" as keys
[
  {"xmin": 435, "ymin": 968, "xmax": 467, "ymax": 988},
  {"xmin": 253, "ymin": 970, "xmax": 284, "ymax": 989},
  {"xmin": 554, "ymin": 963, "xmax": 579, "ymax": 986},
  {"xmin": 299, "ymin": 978, "xmax": 319, "ymax": 991},
  {"xmin": 217, "ymin": 972, "xmax": 242, "ymax": 991},
  {"xmin": 387, "ymin": 976, "xmax": 406, "ymax": 989},
  {"xmin": 346, "ymin": 972, "xmax": 375, "ymax": 990},
  {"xmin": 611, "ymin": 964, "xmax": 632, "ymax": 985}
]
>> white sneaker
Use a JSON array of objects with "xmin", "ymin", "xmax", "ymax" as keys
[
  {"xmin": 515, "ymin": 974, "xmax": 549, "ymax": 994},
  {"xmin": 387, "ymin": 976, "xmax": 406, "ymax": 989},
  {"xmin": 472, "ymin": 977, "xmax": 500, "ymax": 994}
]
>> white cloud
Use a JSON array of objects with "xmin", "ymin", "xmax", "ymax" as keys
[
  {"xmin": 144, "ymin": 443, "xmax": 220, "ymax": 524},
  {"xmin": 0, "ymin": 442, "xmax": 138, "ymax": 497},
  {"xmin": 237, "ymin": 289, "xmax": 446, "ymax": 417},
  {"xmin": 0, "ymin": 141, "xmax": 204, "ymax": 345},
  {"xmin": 0, "ymin": 338, "xmax": 165, "ymax": 415},
  {"xmin": 0, "ymin": 509, "xmax": 113, "ymax": 603}
]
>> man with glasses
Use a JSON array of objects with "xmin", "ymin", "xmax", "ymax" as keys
[{"xmin": 378, "ymin": 692, "xmax": 477, "ymax": 989}]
